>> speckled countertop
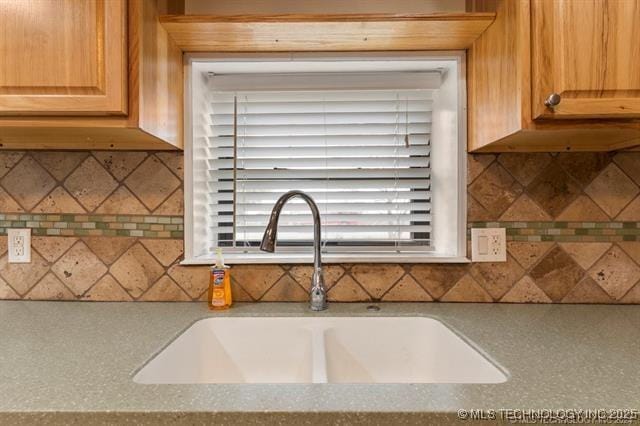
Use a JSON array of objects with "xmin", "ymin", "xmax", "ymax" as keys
[{"xmin": 1, "ymin": 301, "xmax": 639, "ymax": 425}]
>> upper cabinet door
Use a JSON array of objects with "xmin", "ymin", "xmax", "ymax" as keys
[
  {"xmin": 0, "ymin": 0, "xmax": 127, "ymax": 115},
  {"xmin": 531, "ymin": 0, "xmax": 640, "ymax": 119}
]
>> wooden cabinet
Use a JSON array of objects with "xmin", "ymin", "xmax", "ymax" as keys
[
  {"xmin": 531, "ymin": 0, "xmax": 640, "ymax": 119},
  {"xmin": 0, "ymin": 0, "xmax": 127, "ymax": 115},
  {"xmin": 0, "ymin": 0, "xmax": 183, "ymax": 150},
  {"xmin": 468, "ymin": 0, "xmax": 640, "ymax": 152}
]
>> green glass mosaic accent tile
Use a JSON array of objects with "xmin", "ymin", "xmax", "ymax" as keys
[
  {"xmin": 0, "ymin": 213, "xmax": 184, "ymax": 239},
  {"xmin": 466, "ymin": 222, "xmax": 640, "ymax": 242},
  {"xmin": 2, "ymin": 215, "xmax": 640, "ymax": 242}
]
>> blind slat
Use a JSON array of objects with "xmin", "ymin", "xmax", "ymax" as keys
[
  {"xmin": 211, "ymin": 123, "xmax": 430, "ymax": 137},
  {"xmin": 209, "ymin": 190, "xmax": 431, "ymax": 203},
  {"xmin": 210, "ymin": 145, "xmax": 429, "ymax": 158},
  {"xmin": 209, "ymin": 201, "xmax": 431, "ymax": 213},
  {"xmin": 209, "ymin": 157, "xmax": 429, "ymax": 169},
  {"xmin": 208, "ymin": 134, "xmax": 430, "ymax": 148}
]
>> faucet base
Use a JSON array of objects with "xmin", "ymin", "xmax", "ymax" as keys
[{"xmin": 310, "ymin": 303, "xmax": 328, "ymax": 312}]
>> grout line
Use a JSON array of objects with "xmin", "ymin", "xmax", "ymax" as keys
[
  {"xmin": 255, "ymin": 269, "xmax": 286, "ymax": 301},
  {"xmin": 377, "ymin": 271, "xmax": 409, "ymax": 301},
  {"xmin": 90, "ymin": 151, "xmax": 149, "ymax": 183},
  {"xmin": 154, "ymin": 152, "xmax": 184, "ymax": 183},
  {"xmin": 151, "ymin": 186, "xmax": 182, "ymax": 216}
]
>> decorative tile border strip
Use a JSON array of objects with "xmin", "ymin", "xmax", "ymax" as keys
[
  {"xmin": 0, "ymin": 215, "xmax": 639, "ymax": 242},
  {"xmin": 0, "ymin": 214, "xmax": 183, "ymax": 239},
  {"xmin": 469, "ymin": 222, "xmax": 640, "ymax": 242}
]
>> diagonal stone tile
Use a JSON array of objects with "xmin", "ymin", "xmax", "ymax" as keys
[
  {"xmin": 529, "ymin": 246, "xmax": 584, "ymax": 301},
  {"xmin": 261, "ymin": 275, "xmax": 308, "ymax": 302},
  {"xmin": 24, "ymin": 273, "xmax": 74, "ymax": 300},
  {"xmin": 562, "ymin": 276, "xmax": 615, "ymax": 304},
  {"xmin": 140, "ymin": 239, "xmax": 183, "ymax": 266},
  {"xmin": 82, "ymin": 275, "xmax": 133, "ymax": 301},
  {"xmin": 584, "ymin": 164, "xmax": 639, "ymax": 218},
  {"xmin": 555, "ymin": 195, "xmax": 609, "ymax": 221},
  {"xmin": 499, "ymin": 194, "xmax": 552, "ymax": 221},
  {"xmin": 467, "ymin": 194, "xmax": 495, "ymax": 221},
  {"xmin": 125, "ymin": 156, "xmax": 180, "ymax": 210},
  {"xmin": 616, "ymin": 195, "xmax": 640, "ymax": 221},
  {"xmin": 556, "ymin": 152, "xmax": 612, "ymax": 187},
  {"xmin": 167, "ymin": 264, "xmax": 211, "ymax": 299},
  {"xmin": 82, "ymin": 237, "xmax": 136, "ymax": 265},
  {"xmin": 470, "ymin": 255, "xmax": 524, "ymax": 300},
  {"xmin": 500, "ymin": 276, "xmax": 552, "ymax": 303},
  {"xmin": 52, "ymin": 241, "xmax": 107, "ymax": 296},
  {"xmin": 64, "ymin": 156, "xmax": 118, "ymax": 211},
  {"xmin": 155, "ymin": 152, "xmax": 184, "ymax": 180},
  {"xmin": 588, "ymin": 246, "xmax": 640, "ymax": 300},
  {"xmin": 350, "ymin": 264, "xmax": 404, "ymax": 299},
  {"xmin": 618, "ymin": 242, "xmax": 640, "ymax": 266},
  {"xmin": 1, "ymin": 155, "xmax": 56, "ymax": 210},
  {"xmin": 92, "ymin": 152, "xmax": 148, "ymax": 181},
  {"xmin": 613, "ymin": 152, "xmax": 640, "ymax": 186},
  {"xmin": 558, "ymin": 242, "xmax": 611, "ymax": 270},
  {"xmin": 409, "ymin": 264, "xmax": 469, "ymax": 299},
  {"xmin": 507, "ymin": 241, "xmax": 554, "ymax": 270},
  {"xmin": 289, "ymin": 265, "xmax": 344, "ymax": 290},
  {"xmin": 327, "ymin": 275, "xmax": 371, "ymax": 302},
  {"xmin": 109, "ymin": 243, "xmax": 164, "ymax": 298},
  {"xmin": 0, "ymin": 250, "xmax": 50, "ymax": 295},
  {"xmin": 32, "ymin": 236, "xmax": 78, "ymax": 263},
  {"xmin": 467, "ymin": 154, "xmax": 495, "ymax": 184},
  {"xmin": 619, "ymin": 283, "xmax": 640, "ymax": 304},
  {"xmin": 382, "ymin": 274, "xmax": 432, "ymax": 301},
  {"xmin": 33, "ymin": 187, "xmax": 86, "ymax": 213},
  {"xmin": 0, "ymin": 236, "xmax": 6, "ymax": 256},
  {"xmin": 230, "ymin": 280, "xmax": 253, "ymax": 302},
  {"xmin": 32, "ymin": 152, "xmax": 88, "ymax": 181},
  {"xmin": 0, "ymin": 187, "xmax": 24, "ymax": 213},
  {"xmin": 0, "ymin": 276, "xmax": 19, "ymax": 299},
  {"xmin": 527, "ymin": 162, "xmax": 581, "ymax": 218},
  {"xmin": 0, "ymin": 151, "xmax": 24, "ymax": 178},
  {"xmin": 140, "ymin": 276, "xmax": 191, "ymax": 301},
  {"xmin": 498, "ymin": 153, "xmax": 550, "ymax": 186},
  {"xmin": 94, "ymin": 186, "xmax": 149, "ymax": 215},
  {"xmin": 468, "ymin": 163, "xmax": 523, "ymax": 217},
  {"xmin": 440, "ymin": 274, "xmax": 492, "ymax": 302},
  {"xmin": 229, "ymin": 265, "xmax": 284, "ymax": 300},
  {"xmin": 153, "ymin": 188, "xmax": 183, "ymax": 215}
]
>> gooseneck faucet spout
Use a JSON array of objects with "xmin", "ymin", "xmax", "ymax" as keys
[{"xmin": 260, "ymin": 190, "xmax": 327, "ymax": 311}]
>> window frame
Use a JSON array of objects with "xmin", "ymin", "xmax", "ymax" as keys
[{"xmin": 183, "ymin": 52, "xmax": 468, "ymax": 264}]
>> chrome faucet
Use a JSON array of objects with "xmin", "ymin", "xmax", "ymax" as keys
[{"xmin": 260, "ymin": 190, "xmax": 328, "ymax": 311}]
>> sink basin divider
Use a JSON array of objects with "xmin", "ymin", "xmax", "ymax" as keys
[{"xmin": 310, "ymin": 326, "xmax": 328, "ymax": 384}]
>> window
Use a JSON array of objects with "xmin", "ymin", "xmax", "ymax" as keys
[{"xmin": 185, "ymin": 54, "xmax": 466, "ymax": 264}]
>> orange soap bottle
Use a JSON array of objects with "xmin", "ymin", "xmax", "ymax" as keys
[{"xmin": 208, "ymin": 248, "xmax": 232, "ymax": 310}]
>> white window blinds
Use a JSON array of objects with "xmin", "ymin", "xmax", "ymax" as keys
[{"xmin": 206, "ymin": 89, "xmax": 433, "ymax": 254}]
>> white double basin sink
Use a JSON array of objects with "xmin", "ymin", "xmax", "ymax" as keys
[{"xmin": 134, "ymin": 316, "xmax": 506, "ymax": 384}]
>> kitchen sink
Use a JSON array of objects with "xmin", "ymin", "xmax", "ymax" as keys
[{"xmin": 133, "ymin": 317, "xmax": 507, "ymax": 384}]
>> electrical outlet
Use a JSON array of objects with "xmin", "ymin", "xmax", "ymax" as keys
[
  {"xmin": 8, "ymin": 229, "xmax": 31, "ymax": 264},
  {"xmin": 471, "ymin": 228, "xmax": 506, "ymax": 262}
]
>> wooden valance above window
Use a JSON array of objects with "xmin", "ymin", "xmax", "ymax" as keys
[{"xmin": 159, "ymin": 13, "xmax": 496, "ymax": 52}]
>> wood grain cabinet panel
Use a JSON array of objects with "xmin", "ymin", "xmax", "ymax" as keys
[
  {"xmin": 0, "ymin": 0, "xmax": 127, "ymax": 115},
  {"xmin": 468, "ymin": 0, "xmax": 640, "ymax": 152},
  {"xmin": 0, "ymin": 0, "xmax": 183, "ymax": 150},
  {"xmin": 531, "ymin": 0, "xmax": 640, "ymax": 119}
]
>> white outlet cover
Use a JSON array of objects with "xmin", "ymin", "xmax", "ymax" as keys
[
  {"xmin": 8, "ymin": 228, "xmax": 31, "ymax": 264},
  {"xmin": 471, "ymin": 228, "xmax": 506, "ymax": 262}
]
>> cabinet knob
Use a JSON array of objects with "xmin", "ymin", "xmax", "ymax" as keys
[{"xmin": 544, "ymin": 93, "xmax": 561, "ymax": 107}]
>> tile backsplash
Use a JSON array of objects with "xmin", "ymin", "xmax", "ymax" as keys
[{"xmin": 1, "ymin": 150, "xmax": 640, "ymax": 303}]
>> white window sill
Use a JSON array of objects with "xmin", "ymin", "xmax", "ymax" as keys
[{"xmin": 181, "ymin": 253, "xmax": 471, "ymax": 265}]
